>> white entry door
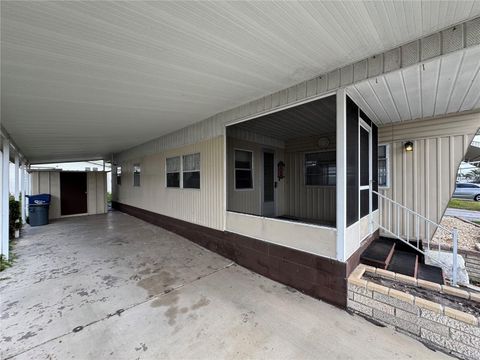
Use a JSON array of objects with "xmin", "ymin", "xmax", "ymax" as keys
[{"xmin": 262, "ymin": 151, "xmax": 276, "ymax": 217}]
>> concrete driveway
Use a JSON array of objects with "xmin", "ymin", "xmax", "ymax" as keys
[{"xmin": 0, "ymin": 212, "xmax": 451, "ymax": 359}]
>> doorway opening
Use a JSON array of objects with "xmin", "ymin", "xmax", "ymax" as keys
[{"xmin": 60, "ymin": 172, "xmax": 87, "ymax": 216}]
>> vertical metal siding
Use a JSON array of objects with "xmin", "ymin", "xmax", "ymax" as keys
[
  {"xmin": 284, "ymin": 152, "xmax": 336, "ymax": 222},
  {"xmin": 284, "ymin": 136, "xmax": 337, "ymax": 222},
  {"xmin": 30, "ymin": 171, "xmax": 107, "ymax": 219},
  {"xmin": 116, "ymin": 136, "xmax": 224, "ymax": 230},
  {"xmin": 378, "ymin": 112, "xmax": 479, "ymax": 240}
]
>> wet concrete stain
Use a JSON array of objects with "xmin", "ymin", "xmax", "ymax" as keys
[
  {"xmin": 137, "ymin": 271, "xmax": 178, "ymax": 297},
  {"xmin": 190, "ymin": 296, "xmax": 210, "ymax": 311},
  {"xmin": 164, "ymin": 307, "xmax": 178, "ymax": 326},
  {"xmin": 151, "ymin": 294, "xmax": 179, "ymax": 308}
]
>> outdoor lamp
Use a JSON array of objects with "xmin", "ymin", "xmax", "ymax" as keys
[{"xmin": 404, "ymin": 141, "xmax": 413, "ymax": 152}]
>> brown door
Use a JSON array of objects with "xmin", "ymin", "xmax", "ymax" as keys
[{"xmin": 60, "ymin": 172, "xmax": 87, "ymax": 216}]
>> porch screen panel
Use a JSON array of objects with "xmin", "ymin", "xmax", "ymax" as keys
[
  {"xmin": 346, "ymin": 96, "xmax": 359, "ymax": 226},
  {"xmin": 372, "ymin": 124, "xmax": 378, "ymax": 210},
  {"xmin": 360, "ymin": 126, "xmax": 369, "ymax": 218}
]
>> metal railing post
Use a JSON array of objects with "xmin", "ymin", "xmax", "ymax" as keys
[{"xmin": 452, "ymin": 228, "xmax": 458, "ymax": 287}]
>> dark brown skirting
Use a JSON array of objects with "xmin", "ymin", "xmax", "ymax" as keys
[
  {"xmin": 345, "ymin": 229, "xmax": 379, "ymax": 276},
  {"xmin": 112, "ymin": 201, "xmax": 348, "ymax": 308}
]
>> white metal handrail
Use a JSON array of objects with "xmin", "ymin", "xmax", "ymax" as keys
[{"xmin": 373, "ymin": 190, "xmax": 458, "ymax": 286}]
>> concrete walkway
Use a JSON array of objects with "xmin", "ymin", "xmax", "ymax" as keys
[
  {"xmin": 0, "ymin": 212, "xmax": 452, "ymax": 359},
  {"xmin": 445, "ymin": 208, "xmax": 480, "ymax": 222}
]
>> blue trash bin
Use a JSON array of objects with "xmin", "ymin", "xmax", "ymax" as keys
[
  {"xmin": 27, "ymin": 194, "xmax": 51, "ymax": 226},
  {"xmin": 27, "ymin": 194, "xmax": 51, "ymax": 205}
]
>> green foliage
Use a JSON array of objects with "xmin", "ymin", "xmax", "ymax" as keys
[
  {"xmin": 106, "ymin": 192, "xmax": 112, "ymax": 203},
  {"xmin": 448, "ymin": 199, "xmax": 480, "ymax": 211},
  {"xmin": 0, "ymin": 255, "xmax": 13, "ymax": 272},
  {"xmin": 9, "ymin": 197, "xmax": 22, "ymax": 239}
]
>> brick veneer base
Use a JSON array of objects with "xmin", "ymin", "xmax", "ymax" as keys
[{"xmin": 347, "ymin": 265, "xmax": 480, "ymax": 360}]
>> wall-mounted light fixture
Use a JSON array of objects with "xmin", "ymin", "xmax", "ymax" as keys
[{"xmin": 404, "ymin": 141, "xmax": 414, "ymax": 152}]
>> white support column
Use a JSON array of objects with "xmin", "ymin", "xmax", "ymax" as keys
[
  {"xmin": 14, "ymin": 154, "xmax": 20, "ymax": 200},
  {"xmin": 0, "ymin": 150, "xmax": 3, "ymax": 257},
  {"xmin": 336, "ymin": 89, "xmax": 347, "ymax": 262},
  {"xmin": 2, "ymin": 140, "xmax": 10, "ymax": 260},
  {"xmin": 21, "ymin": 162, "xmax": 26, "ymax": 224}
]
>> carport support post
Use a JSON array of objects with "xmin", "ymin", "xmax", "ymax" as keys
[
  {"xmin": 21, "ymin": 163, "xmax": 26, "ymax": 224},
  {"xmin": 14, "ymin": 154, "xmax": 20, "ymax": 200},
  {"xmin": 2, "ymin": 139, "xmax": 10, "ymax": 260},
  {"xmin": 336, "ymin": 88, "xmax": 347, "ymax": 262}
]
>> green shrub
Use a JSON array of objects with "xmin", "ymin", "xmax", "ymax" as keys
[
  {"xmin": 0, "ymin": 255, "xmax": 13, "ymax": 271},
  {"xmin": 9, "ymin": 197, "xmax": 21, "ymax": 239}
]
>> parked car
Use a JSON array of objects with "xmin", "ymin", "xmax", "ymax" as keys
[{"xmin": 452, "ymin": 183, "xmax": 480, "ymax": 201}]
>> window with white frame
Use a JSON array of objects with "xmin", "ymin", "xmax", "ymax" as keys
[
  {"xmin": 182, "ymin": 153, "xmax": 201, "ymax": 189},
  {"xmin": 378, "ymin": 144, "xmax": 389, "ymax": 187},
  {"xmin": 116, "ymin": 166, "xmax": 122, "ymax": 185},
  {"xmin": 234, "ymin": 150, "xmax": 253, "ymax": 189},
  {"xmin": 133, "ymin": 164, "xmax": 141, "ymax": 187},
  {"xmin": 166, "ymin": 156, "xmax": 181, "ymax": 188},
  {"xmin": 305, "ymin": 151, "xmax": 336, "ymax": 186}
]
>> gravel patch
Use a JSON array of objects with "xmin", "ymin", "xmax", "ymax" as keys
[{"xmin": 431, "ymin": 216, "xmax": 480, "ymax": 251}]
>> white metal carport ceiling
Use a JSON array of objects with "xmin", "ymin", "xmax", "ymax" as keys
[
  {"xmin": 2, "ymin": 1, "xmax": 480, "ymax": 163},
  {"xmin": 347, "ymin": 45, "xmax": 480, "ymax": 125}
]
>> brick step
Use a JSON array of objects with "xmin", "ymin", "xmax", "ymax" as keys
[
  {"xmin": 387, "ymin": 250, "xmax": 418, "ymax": 278},
  {"xmin": 417, "ymin": 263, "xmax": 444, "ymax": 285},
  {"xmin": 360, "ymin": 238, "xmax": 396, "ymax": 269}
]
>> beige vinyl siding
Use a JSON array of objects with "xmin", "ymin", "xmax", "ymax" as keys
[
  {"xmin": 31, "ymin": 171, "xmax": 61, "ymax": 220},
  {"xmin": 378, "ymin": 112, "xmax": 480, "ymax": 240},
  {"xmin": 87, "ymin": 172, "xmax": 108, "ymax": 215},
  {"xmin": 116, "ymin": 136, "xmax": 224, "ymax": 230},
  {"xmin": 30, "ymin": 171, "xmax": 107, "ymax": 219},
  {"xmin": 284, "ymin": 135, "xmax": 336, "ymax": 222}
]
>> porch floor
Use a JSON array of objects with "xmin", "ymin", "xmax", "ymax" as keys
[{"xmin": 1, "ymin": 211, "xmax": 451, "ymax": 359}]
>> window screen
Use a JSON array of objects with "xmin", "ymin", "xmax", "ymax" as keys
[
  {"xmin": 133, "ymin": 164, "xmax": 141, "ymax": 187},
  {"xmin": 166, "ymin": 157, "xmax": 180, "ymax": 188},
  {"xmin": 235, "ymin": 150, "xmax": 253, "ymax": 189},
  {"xmin": 116, "ymin": 166, "xmax": 122, "ymax": 185},
  {"xmin": 305, "ymin": 151, "xmax": 336, "ymax": 186},
  {"xmin": 378, "ymin": 145, "xmax": 388, "ymax": 187},
  {"xmin": 182, "ymin": 153, "xmax": 200, "ymax": 189}
]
